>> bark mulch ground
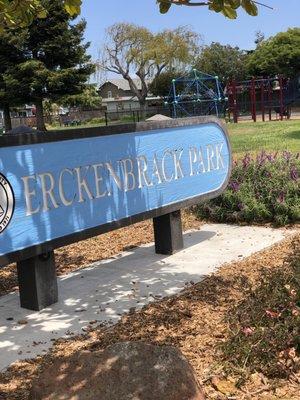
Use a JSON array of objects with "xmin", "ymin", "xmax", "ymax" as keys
[
  {"xmin": 0, "ymin": 209, "xmax": 201, "ymax": 297},
  {"xmin": 0, "ymin": 224, "xmax": 299, "ymax": 399}
]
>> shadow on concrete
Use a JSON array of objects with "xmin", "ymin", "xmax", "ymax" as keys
[{"xmin": 0, "ymin": 229, "xmax": 216, "ymax": 370}]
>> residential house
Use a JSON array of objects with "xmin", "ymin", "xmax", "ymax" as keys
[{"xmin": 98, "ymin": 78, "xmax": 162, "ymax": 112}]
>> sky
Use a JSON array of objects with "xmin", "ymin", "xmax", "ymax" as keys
[{"xmin": 80, "ymin": 0, "xmax": 300, "ymax": 62}]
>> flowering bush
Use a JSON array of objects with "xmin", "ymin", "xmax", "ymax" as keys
[
  {"xmin": 197, "ymin": 151, "xmax": 300, "ymax": 226},
  {"xmin": 222, "ymin": 237, "xmax": 300, "ymax": 378}
]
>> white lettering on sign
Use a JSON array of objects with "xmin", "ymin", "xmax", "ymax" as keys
[{"xmin": 22, "ymin": 142, "xmax": 226, "ymax": 216}]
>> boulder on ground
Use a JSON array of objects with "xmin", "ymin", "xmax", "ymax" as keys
[
  {"xmin": 145, "ymin": 114, "xmax": 172, "ymax": 121},
  {"xmin": 30, "ymin": 341, "xmax": 205, "ymax": 400}
]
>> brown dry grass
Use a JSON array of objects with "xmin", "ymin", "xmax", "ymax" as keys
[{"xmin": 0, "ymin": 230, "xmax": 299, "ymax": 400}]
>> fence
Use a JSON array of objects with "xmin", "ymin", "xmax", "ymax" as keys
[{"xmin": 104, "ymin": 107, "xmax": 173, "ymax": 126}]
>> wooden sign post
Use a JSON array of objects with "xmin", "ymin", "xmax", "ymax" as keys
[{"xmin": 0, "ymin": 117, "xmax": 232, "ymax": 310}]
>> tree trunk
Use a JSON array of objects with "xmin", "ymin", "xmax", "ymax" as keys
[
  {"xmin": 3, "ymin": 103, "xmax": 12, "ymax": 133},
  {"xmin": 35, "ymin": 98, "xmax": 46, "ymax": 131},
  {"xmin": 139, "ymin": 99, "xmax": 147, "ymax": 121}
]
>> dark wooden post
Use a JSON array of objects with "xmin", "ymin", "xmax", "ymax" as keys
[
  {"xmin": 231, "ymin": 80, "xmax": 238, "ymax": 123},
  {"xmin": 261, "ymin": 80, "xmax": 265, "ymax": 122},
  {"xmin": 268, "ymin": 80, "xmax": 272, "ymax": 121},
  {"xmin": 251, "ymin": 78, "xmax": 257, "ymax": 122},
  {"xmin": 279, "ymin": 75, "xmax": 284, "ymax": 121},
  {"xmin": 153, "ymin": 210, "xmax": 183, "ymax": 255},
  {"xmin": 17, "ymin": 251, "xmax": 58, "ymax": 311}
]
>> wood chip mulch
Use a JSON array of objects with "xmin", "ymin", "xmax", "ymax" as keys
[
  {"xmin": 0, "ymin": 209, "xmax": 201, "ymax": 297},
  {"xmin": 0, "ymin": 223, "xmax": 299, "ymax": 399}
]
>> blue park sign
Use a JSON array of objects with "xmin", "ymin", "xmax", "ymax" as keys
[{"xmin": 0, "ymin": 117, "xmax": 231, "ymax": 265}]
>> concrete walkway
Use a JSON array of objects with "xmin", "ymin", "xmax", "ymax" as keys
[{"xmin": 0, "ymin": 224, "xmax": 291, "ymax": 371}]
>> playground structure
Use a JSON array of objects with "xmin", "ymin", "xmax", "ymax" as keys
[
  {"xmin": 226, "ymin": 75, "xmax": 300, "ymax": 123},
  {"xmin": 165, "ymin": 69, "xmax": 227, "ymax": 118}
]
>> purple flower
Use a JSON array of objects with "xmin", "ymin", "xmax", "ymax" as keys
[
  {"xmin": 283, "ymin": 151, "xmax": 292, "ymax": 162},
  {"xmin": 278, "ymin": 192, "xmax": 285, "ymax": 203},
  {"xmin": 290, "ymin": 166, "xmax": 299, "ymax": 181},
  {"xmin": 242, "ymin": 153, "xmax": 251, "ymax": 168},
  {"xmin": 257, "ymin": 151, "xmax": 267, "ymax": 166},
  {"xmin": 265, "ymin": 171, "xmax": 272, "ymax": 178},
  {"xmin": 229, "ymin": 181, "xmax": 240, "ymax": 192},
  {"xmin": 238, "ymin": 203, "xmax": 244, "ymax": 210}
]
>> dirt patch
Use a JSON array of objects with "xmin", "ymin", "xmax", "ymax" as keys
[
  {"xmin": 0, "ymin": 230, "xmax": 299, "ymax": 399},
  {"xmin": 0, "ymin": 209, "xmax": 201, "ymax": 297}
]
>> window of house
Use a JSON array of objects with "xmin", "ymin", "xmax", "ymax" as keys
[{"xmin": 107, "ymin": 91, "xmax": 112, "ymax": 98}]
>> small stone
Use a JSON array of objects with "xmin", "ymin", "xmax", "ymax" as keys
[
  {"xmin": 17, "ymin": 319, "xmax": 28, "ymax": 325},
  {"xmin": 211, "ymin": 377, "xmax": 237, "ymax": 395},
  {"xmin": 6, "ymin": 317, "xmax": 14, "ymax": 321}
]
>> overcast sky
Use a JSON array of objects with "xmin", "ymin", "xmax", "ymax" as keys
[{"xmin": 80, "ymin": 0, "xmax": 299, "ymax": 61}]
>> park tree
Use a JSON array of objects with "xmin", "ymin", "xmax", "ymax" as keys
[
  {"xmin": 0, "ymin": 31, "xmax": 28, "ymax": 131},
  {"xmin": 157, "ymin": 0, "xmax": 267, "ymax": 18},
  {"xmin": 99, "ymin": 23, "xmax": 199, "ymax": 110},
  {"xmin": 0, "ymin": 0, "xmax": 266, "ymax": 30},
  {"xmin": 149, "ymin": 69, "xmax": 185, "ymax": 97},
  {"xmin": 194, "ymin": 42, "xmax": 248, "ymax": 84},
  {"xmin": 5, "ymin": 0, "xmax": 94, "ymax": 131},
  {"xmin": 59, "ymin": 84, "xmax": 102, "ymax": 109},
  {"xmin": 0, "ymin": 0, "xmax": 81, "ymax": 28},
  {"xmin": 247, "ymin": 28, "xmax": 300, "ymax": 78}
]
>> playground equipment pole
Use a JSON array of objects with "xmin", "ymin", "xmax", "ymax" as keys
[{"xmin": 279, "ymin": 75, "xmax": 284, "ymax": 121}]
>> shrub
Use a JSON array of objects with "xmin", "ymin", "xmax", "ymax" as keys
[
  {"xmin": 222, "ymin": 237, "xmax": 300, "ymax": 378},
  {"xmin": 86, "ymin": 117, "xmax": 106, "ymax": 125},
  {"xmin": 197, "ymin": 151, "xmax": 300, "ymax": 226}
]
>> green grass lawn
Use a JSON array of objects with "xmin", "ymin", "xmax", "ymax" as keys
[
  {"xmin": 227, "ymin": 119, "xmax": 300, "ymax": 155},
  {"xmin": 48, "ymin": 118, "xmax": 300, "ymax": 156}
]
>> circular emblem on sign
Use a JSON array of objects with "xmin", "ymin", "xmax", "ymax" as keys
[{"xmin": 0, "ymin": 173, "xmax": 15, "ymax": 234}]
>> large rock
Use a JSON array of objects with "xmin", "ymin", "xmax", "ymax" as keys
[
  {"xmin": 30, "ymin": 341, "xmax": 205, "ymax": 400},
  {"xmin": 145, "ymin": 114, "xmax": 172, "ymax": 121}
]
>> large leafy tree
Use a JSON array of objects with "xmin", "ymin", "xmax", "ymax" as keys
[
  {"xmin": 194, "ymin": 42, "xmax": 249, "ymax": 84},
  {"xmin": 5, "ymin": 0, "xmax": 94, "ymax": 131},
  {"xmin": 0, "ymin": 0, "xmax": 81, "ymax": 28},
  {"xmin": 157, "ymin": 0, "xmax": 265, "ymax": 18},
  {"xmin": 59, "ymin": 84, "xmax": 102, "ymax": 109},
  {"xmin": 149, "ymin": 69, "xmax": 185, "ymax": 97},
  {"xmin": 0, "ymin": 31, "xmax": 28, "ymax": 131},
  {"xmin": 99, "ymin": 23, "xmax": 198, "ymax": 110},
  {"xmin": 0, "ymin": 0, "xmax": 265, "ymax": 29},
  {"xmin": 247, "ymin": 28, "xmax": 300, "ymax": 78}
]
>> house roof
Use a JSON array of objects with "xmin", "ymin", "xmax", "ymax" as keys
[
  {"xmin": 102, "ymin": 95, "xmax": 161, "ymax": 103},
  {"xmin": 99, "ymin": 78, "xmax": 152, "ymax": 92}
]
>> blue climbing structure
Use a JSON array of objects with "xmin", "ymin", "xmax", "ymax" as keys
[{"xmin": 165, "ymin": 69, "xmax": 227, "ymax": 118}]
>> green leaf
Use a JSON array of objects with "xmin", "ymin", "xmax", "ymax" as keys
[
  {"xmin": 241, "ymin": 0, "xmax": 258, "ymax": 16},
  {"xmin": 37, "ymin": 9, "xmax": 48, "ymax": 19},
  {"xmin": 64, "ymin": 0, "xmax": 82, "ymax": 16},
  {"xmin": 210, "ymin": 0, "xmax": 224, "ymax": 13},
  {"xmin": 158, "ymin": 0, "xmax": 172, "ymax": 14},
  {"xmin": 221, "ymin": 4, "xmax": 237, "ymax": 18},
  {"xmin": 226, "ymin": 0, "xmax": 241, "ymax": 9}
]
